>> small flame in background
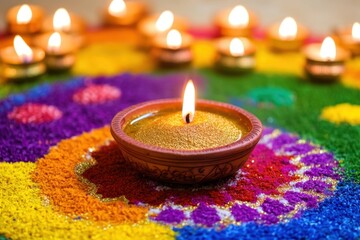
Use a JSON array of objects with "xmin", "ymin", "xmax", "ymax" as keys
[
  {"xmin": 17, "ymin": 4, "xmax": 32, "ymax": 24},
  {"xmin": 53, "ymin": 8, "xmax": 71, "ymax": 31},
  {"xmin": 352, "ymin": 22, "xmax": 360, "ymax": 41},
  {"xmin": 14, "ymin": 35, "xmax": 33, "ymax": 63},
  {"xmin": 108, "ymin": 0, "xmax": 126, "ymax": 17},
  {"xmin": 228, "ymin": 5, "xmax": 249, "ymax": 27},
  {"xmin": 166, "ymin": 29, "xmax": 182, "ymax": 49},
  {"xmin": 230, "ymin": 38, "xmax": 245, "ymax": 57},
  {"xmin": 47, "ymin": 32, "xmax": 62, "ymax": 52},
  {"xmin": 279, "ymin": 17, "xmax": 297, "ymax": 40},
  {"xmin": 320, "ymin": 37, "xmax": 336, "ymax": 61},
  {"xmin": 156, "ymin": 10, "xmax": 174, "ymax": 32}
]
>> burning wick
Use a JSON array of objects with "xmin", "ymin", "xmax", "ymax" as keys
[
  {"xmin": 182, "ymin": 80, "xmax": 195, "ymax": 124},
  {"xmin": 185, "ymin": 113, "xmax": 191, "ymax": 124}
]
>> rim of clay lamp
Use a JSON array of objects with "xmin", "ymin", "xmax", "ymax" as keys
[{"xmin": 111, "ymin": 99, "xmax": 263, "ymax": 160}]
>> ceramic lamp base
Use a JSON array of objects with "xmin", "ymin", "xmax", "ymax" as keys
[
  {"xmin": 215, "ymin": 54, "xmax": 255, "ymax": 73},
  {"xmin": 1, "ymin": 62, "xmax": 46, "ymax": 81},
  {"xmin": 6, "ymin": 5, "xmax": 44, "ymax": 35},
  {"xmin": 46, "ymin": 54, "xmax": 75, "ymax": 72},
  {"xmin": 152, "ymin": 48, "xmax": 192, "ymax": 68},
  {"xmin": 217, "ymin": 27, "xmax": 253, "ymax": 38},
  {"xmin": 111, "ymin": 99, "xmax": 262, "ymax": 184},
  {"xmin": 305, "ymin": 61, "xmax": 345, "ymax": 82},
  {"xmin": 338, "ymin": 40, "xmax": 360, "ymax": 57},
  {"xmin": 333, "ymin": 30, "xmax": 360, "ymax": 57},
  {"xmin": 268, "ymin": 38, "xmax": 304, "ymax": 52}
]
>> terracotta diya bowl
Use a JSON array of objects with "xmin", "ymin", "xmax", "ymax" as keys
[{"xmin": 111, "ymin": 99, "xmax": 263, "ymax": 184}]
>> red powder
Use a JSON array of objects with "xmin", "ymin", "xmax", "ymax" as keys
[{"xmin": 82, "ymin": 142, "xmax": 299, "ymax": 207}]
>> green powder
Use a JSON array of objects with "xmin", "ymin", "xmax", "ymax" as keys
[{"xmin": 200, "ymin": 68, "xmax": 360, "ymax": 182}]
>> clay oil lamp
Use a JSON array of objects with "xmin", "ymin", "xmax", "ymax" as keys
[
  {"xmin": 304, "ymin": 36, "xmax": 350, "ymax": 82},
  {"xmin": 215, "ymin": 37, "xmax": 256, "ymax": 73},
  {"xmin": 267, "ymin": 17, "xmax": 308, "ymax": 52},
  {"xmin": 42, "ymin": 8, "xmax": 86, "ymax": 34},
  {"xmin": 34, "ymin": 32, "xmax": 77, "ymax": 72},
  {"xmin": 334, "ymin": 22, "xmax": 360, "ymax": 56},
  {"xmin": 111, "ymin": 80, "xmax": 263, "ymax": 184},
  {"xmin": 103, "ymin": 0, "xmax": 147, "ymax": 27},
  {"xmin": 138, "ymin": 10, "xmax": 188, "ymax": 47},
  {"xmin": 6, "ymin": 4, "xmax": 45, "ymax": 34},
  {"xmin": 40, "ymin": 9, "xmax": 84, "ymax": 49},
  {"xmin": 214, "ymin": 5, "xmax": 257, "ymax": 38},
  {"xmin": 0, "ymin": 35, "xmax": 45, "ymax": 81},
  {"xmin": 151, "ymin": 29, "xmax": 193, "ymax": 67}
]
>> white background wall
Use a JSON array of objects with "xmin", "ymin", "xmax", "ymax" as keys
[{"xmin": 0, "ymin": 0, "xmax": 359, "ymax": 35}]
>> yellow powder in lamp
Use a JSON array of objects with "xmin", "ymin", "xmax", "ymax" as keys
[{"xmin": 124, "ymin": 110, "xmax": 248, "ymax": 150}]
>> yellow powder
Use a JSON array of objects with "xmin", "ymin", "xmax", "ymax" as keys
[
  {"xmin": 125, "ymin": 110, "xmax": 248, "ymax": 150},
  {"xmin": 342, "ymin": 58, "xmax": 360, "ymax": 90},
  {"xmin": 321, "ymin": 103, "xmax": 360, "ymax": 125},
  {"xmin": 73, "ymin": 43, "xmax": 154, "ymax": 76},
  {"xmin": 0, "ymin": 161, "xmax": 175, "ymax": 240}
]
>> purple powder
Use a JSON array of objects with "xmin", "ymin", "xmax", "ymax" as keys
[
  {"xmin": 261, "ymin": 198, "xmax": 294, "ymax": 216},
  {"xmin": 284, "ymin": 143, "xmax": 314, "ymax": 155},
  {"xmin": 284, "ymin": 191, "xmax": 318, "ymax": 208},
  {"xmin": 260, "ymin": 214, "xmax": 279, "ymax": 224},
  {"xmin": 272, "ymin": 134, "xmax": 298, "ymax": 151},
  {"xmin": 262, "ymin": 127, "xmax": 275, "ymax": 136},
  {"xmin": 305, "ymin": 166, "xmax": 340, "ymax": 179},
  {"xmin": 301, "ymin": 153, "xmax": 336, "ymax": 166},
  {"xmin": 0, "ymin": 73, "xmax": 204, "ymax": 162},
  {"xmin": 295, "ymin": 180, "xmax": 331, "ymax": 193},
  {"xmin": 155, "ymin": 208, "xmax": 185, "ymax": 224},
  {"xmin": 191, "ymin": 203, "xmax": 220, "ymax": 227},
  {"xmin": 231, "ymin": 204, "xmax": 260, "ymax": 222}
]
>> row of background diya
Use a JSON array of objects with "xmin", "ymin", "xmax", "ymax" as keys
[
  {"xmin": 0, "ymin": 1, "xmax": 355, "ymax": 188},
  {"xmin": 0, "ymin": 1, "xmax": 359, "ymax": 81}
]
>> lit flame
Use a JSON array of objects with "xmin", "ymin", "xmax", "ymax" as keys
[
  {"xmin": 166, "ymin": 29, "xmax": 182, "ymax": 49},
  {"xmin": 320, "ymin": 37, "xmax": 336, "ymax": 61},
  {"xmin": 53, "ymin": 8, "xmax": 71, "ymax": 32},
  {"xmin": 47, "ymin": 32, "xmax": 62, "ymax": 52},
  {"xmin": 17, "ymin": 4, "xmax": 32, "ymax": 24},
  {"xmin": 155, "ymin": 10, "xmax": 174, "ymax": 32},
  {"xmin": 228, "ymin": 5, "xmax": 249, "ymax": 27},
  {"xmin": 352, "ymin": 22, "xmax": 360, "ymax": 41},
  {"xmin": 108, "ymin": 0, "xmax": 126, "ymax": 16},
  {"xmin": 229, "ymin": 38, "xmax": 244, "ymax": 56},
  {"xmin": 182, "ymin": 80, "xmax": 195, "ymax": 124},
  {"xmin": 14, "ymin": 35, "xmax": 33, "ymax": 63},
  {"xmin": 279, "ymin": 17, "xmax": 297, "ymax": 40}
]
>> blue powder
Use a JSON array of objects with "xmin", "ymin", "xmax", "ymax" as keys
[{"xmin": 175, "ymin": 181, "xmax": 360, "ymax": 239}]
